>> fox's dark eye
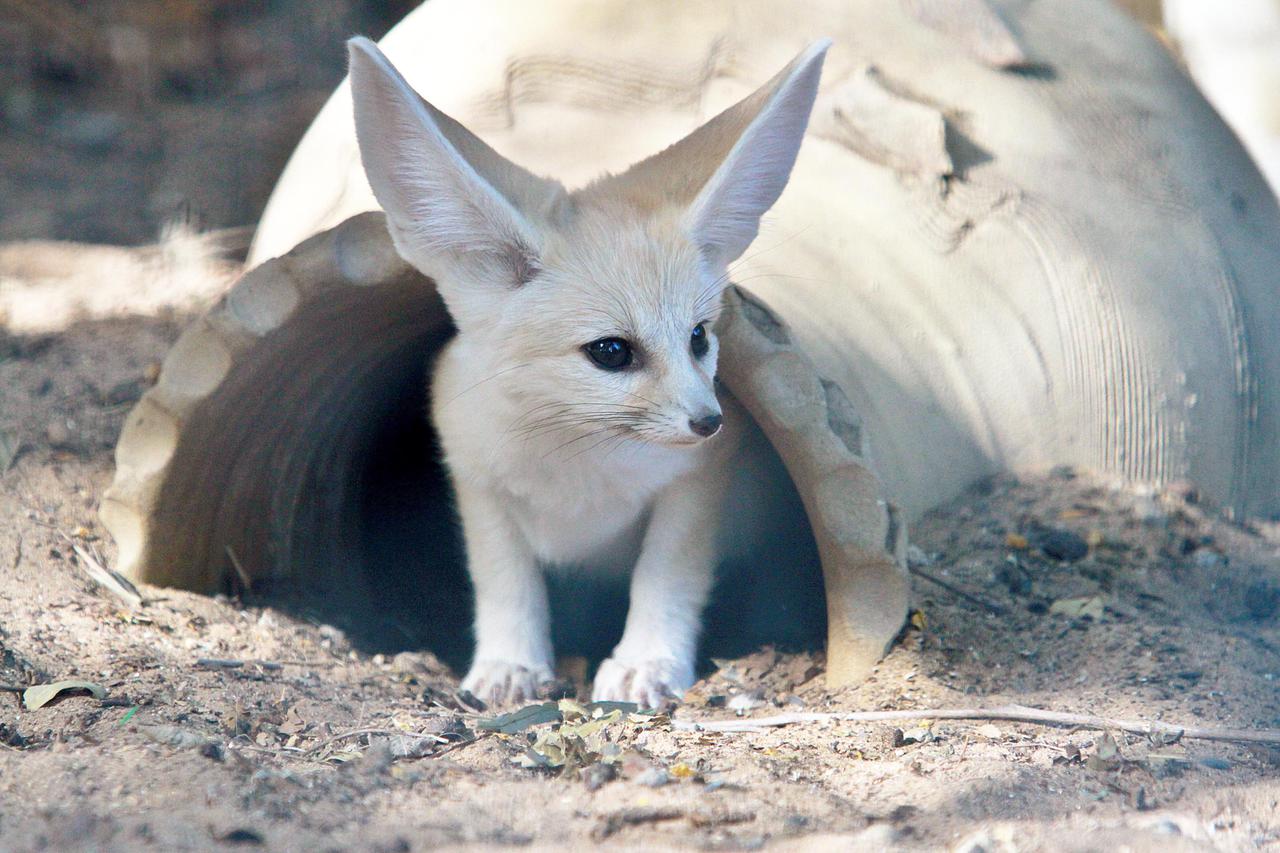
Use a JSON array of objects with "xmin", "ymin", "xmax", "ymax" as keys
[
  {"xmin": 691, "ymin": 323, "xmax": 709, "ymax": 358},
  {"xmin": 584, "ymin": 337, "xmax": 633, "ymax": 371}
]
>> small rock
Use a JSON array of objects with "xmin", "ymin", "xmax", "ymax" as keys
[
  {"xmin": 45, "ymin": 419, "xmax": 72, "ymax": 448},
  {"xmin": 1132, "ymin": 496, "xmax": 1167, "ymax": 525},
  {"xmin": 1193, "ymin": 549, "xmax": 1221, "ymax": 570},
  {"xmin": 635, "ymin": 767, "xmax": 670, "ymax": 787},
  {"xmin": 1036, "ymin": 528, "xmax": 1089, "ymax": 562},
  {"xmin": 1244, "ymin": 581, "xmax": 1279, "ymax": 621},
  {"xmin": 728, "ymin": 690, "xmax": 764, "ymax": 713},
  {"xmin": 100, "ymin": 378, "xmax": 144, "ymax": 407},
  {"xmin": 994, "ymin": 559, "xmax": 1031, "ymax": 596},
  {"xmin": 581, "ymin": 762, "xmax": 616, "ymax": 791}
]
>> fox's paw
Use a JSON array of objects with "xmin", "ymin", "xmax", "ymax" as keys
[
  {"xmin": 591, "ymin": 656, "xmax": 693, "ymax": 709},
  {"xmin": 461, "ymin": 659, "xmax": 555, "ymax": 707}
]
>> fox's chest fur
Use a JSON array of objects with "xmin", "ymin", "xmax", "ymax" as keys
[{"xmin": 431, "ymin": 340, "xmax": 705, "ymax": 569}]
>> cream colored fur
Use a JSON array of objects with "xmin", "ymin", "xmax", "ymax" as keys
[{"xmin": 347, "ymin": 36, "xmax": 827, "ymax": 706}]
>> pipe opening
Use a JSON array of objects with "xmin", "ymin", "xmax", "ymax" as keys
[{"xmin": 106, "ymin": 219, "xmax": 883, "ymax": 681}]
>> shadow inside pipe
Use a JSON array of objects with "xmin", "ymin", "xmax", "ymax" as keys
[{"xmin": 251, "ymin": 333, "xmax": 826, "ymax": 677}]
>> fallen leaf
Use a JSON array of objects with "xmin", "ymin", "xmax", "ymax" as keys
[
  {"xmin": 669, "ymin": 762, "xmax": 697, "ymax": 779},
  {"xmin": 1005, "ymin": 533, "xmax": 1029, "ymax": 549},
  {"xmin": 477, "ymin": 702, "xmax": 562, "ymax": 734},
  {"xmin": 0, "ymin": 430, "xmax": 18, "ymax": 472},
  {"xmin": 1049, "ymin": 595, "xmax": 1106, "ymax": 621},
  {"xmin": 22, "ymin": 680, "xmax": 106, "ymax": 710}
]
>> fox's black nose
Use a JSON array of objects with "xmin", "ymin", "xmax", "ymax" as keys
[{"xmin": 689, "ymin": 413, "xmax": 723, "ymax": 438}]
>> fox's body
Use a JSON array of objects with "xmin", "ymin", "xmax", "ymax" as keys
[{"xmin": 347, "ymin": 35, "xmax": 828, "ymax": 705}]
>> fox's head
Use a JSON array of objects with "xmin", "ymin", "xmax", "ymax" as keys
[{"xmin": 348, "ymin": 37, "xmax": 827, "ymax": 447}]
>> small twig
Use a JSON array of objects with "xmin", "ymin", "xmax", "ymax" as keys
[
  {"xmin": 0, "ymin": 684, "xmax": 27, "ymax": 694},
  {"xmin": 194, "ymin": 657, "xmax": 341, "ymax": 670},
  {"xmin": 225, "ymin": 545, "xmax": 253, "ymax": 593},
  {"xmin": 909, "ymin": 565, "xmax": 1008, "ymax": 615},
  {"xmin": 303, "ymin": 728, "xmax": 449, "ymax": 757},
  {"xmin": 61, "ymin": 534, "xmax": 144, "ymax": 608},
  {"xmin": 675, "ymin": 704, "xmax": 1280, "ymax": 746}
]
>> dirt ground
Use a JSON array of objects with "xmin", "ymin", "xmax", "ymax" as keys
[{"xmin": 1, "ymin": 296, "xmax": 1279, "ymax": 852}]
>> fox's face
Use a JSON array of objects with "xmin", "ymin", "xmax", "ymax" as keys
[
  {"xmin": 482, "ymin": 207, "xmax": 724, "ymax": 446},
  {"xmin": 347, "ymin": 37, "xmax": 826, "ymax": 448}
]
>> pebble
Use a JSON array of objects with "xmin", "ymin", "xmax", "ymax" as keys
[
  {"xmin": 1132, "ymin": 495, "xmax": 1168, "ymax": 524},
  {"xmin": 1244, "ymin": 581, "xmax": 1279, "ymax": 621},
  {"xmin": 1036, "ymin": 528, "xmax": 1088, "ymax": 562},
  {"xmin": 45, "ymin": 419, "xmax": 72, "ymax": 448},
  {"xmin": 581, "ymin": 762, "xmax": 616, "ymax": 791},
  {"xmin": 1193, "ymin": 549, "xmax": 1221, "ymax": 570},
  {"xmin": 634, "ymin": 767, "xmax": 670, "ymax": 787}
]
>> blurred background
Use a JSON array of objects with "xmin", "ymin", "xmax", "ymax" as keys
[
  {"xmin": 0, "ymin": 0, "xmax": 1177, "ymax": 252},
  {"xmin": 0, "ymin": 0, "xmax": 416, "ymax": 247}
]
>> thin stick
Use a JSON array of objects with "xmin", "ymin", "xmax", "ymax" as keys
[
  {"xmin": 62, "ymin": 534, "xmax": 144, "ymax": 608},
  {"xmin": 225, "ymin": 545, "xmax": 253, "ymax": 593},
  {"xmin": 303, "ymin": 728, "xmax": 450, "ymax": 757},
  {"xmin": 675, "ymin": 704, "xmax": 1280, "ymax": 745},
  {"xmin": 909, "ymin": 566, "xmax": 1008, "ymax": 615}
]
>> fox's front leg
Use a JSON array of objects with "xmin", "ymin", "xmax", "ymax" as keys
[
  {"xmin": 593, "ymin": 468, "xmax": 726, "ymax": 707},
  {"xmin": 455, "ymin": 481, "xmax": 555, "ymax": 705}
]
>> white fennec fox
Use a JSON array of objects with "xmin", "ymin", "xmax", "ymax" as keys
[{"xmin": 347, "ymin": 36, "xmax": 828, "ymax": 706}]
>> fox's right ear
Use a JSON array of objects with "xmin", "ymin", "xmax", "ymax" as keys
[{"xmin": 347, "ymin": 37, "xmax": 564, "ymax": 328}]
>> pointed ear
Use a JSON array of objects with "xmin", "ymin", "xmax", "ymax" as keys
[
  {"xmin": 347, "ymin": 37, "xmax": 563, "ymax": 325},
  {"xmin": 589, "ymin": 41, "xmax": 829, "ymax": 271},
  {"xmin": 684, "ymin": 41, "xmax": 829, "ymax": 268}
]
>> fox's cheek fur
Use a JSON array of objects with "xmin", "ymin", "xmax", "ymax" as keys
[{"xmin": 349, "ymin": 35, "xmax": 828, "ymax": 706}]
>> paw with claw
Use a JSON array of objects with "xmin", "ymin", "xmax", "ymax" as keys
[
  {"xmin": 461, "ymin": 659, "xmax": 555, "ymax": 707},
  {"xmin": 591, "ymin": 656, "xmax": 693, "ymax": 708}
]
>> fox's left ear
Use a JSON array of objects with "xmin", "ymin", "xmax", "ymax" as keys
[
  {"xmin": 684, "ymin": 41, "xmax": 829, "ymax": 268},
  {"xmin": 602, "ymin": 41, "xmax": 829, "ymax": 270}
]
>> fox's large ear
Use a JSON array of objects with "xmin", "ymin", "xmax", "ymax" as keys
[
  {"xmin": 347, "ymin": 38, "xmax": 564, "ymax": 326},
  {"xmin": 599, "ymin": 41, "xmax": 829, "ymax": 271}
]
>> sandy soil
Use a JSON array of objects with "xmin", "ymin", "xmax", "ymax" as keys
[{"xmin": 1, "ymin": 295, "xmax": 1279, "ymax": 853}]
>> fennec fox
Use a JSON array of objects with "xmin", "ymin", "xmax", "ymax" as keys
[{"xmin": 347, "ymin": 36, "xmax": 828, "ymax": 706}]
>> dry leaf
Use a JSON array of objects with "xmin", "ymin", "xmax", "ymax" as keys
[
  {"xmin": 477, "ymin": 702, "xmax": 562, "ymax": 734},
  {"xmin": 23, "ymin": 680, "xmax": 106, "ymax": 710},
  {"xmin": 1049, "ymin": 595, "xmax": 1106, "ymax": 621},
  {"xmin": 0, "ymin": 430, "xmax": 18, "ymax": 473}
]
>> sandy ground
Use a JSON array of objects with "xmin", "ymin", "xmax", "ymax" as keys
[{"xmin": 1, "ymin": 294, "xmax": 1279, "ymax": 853}]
